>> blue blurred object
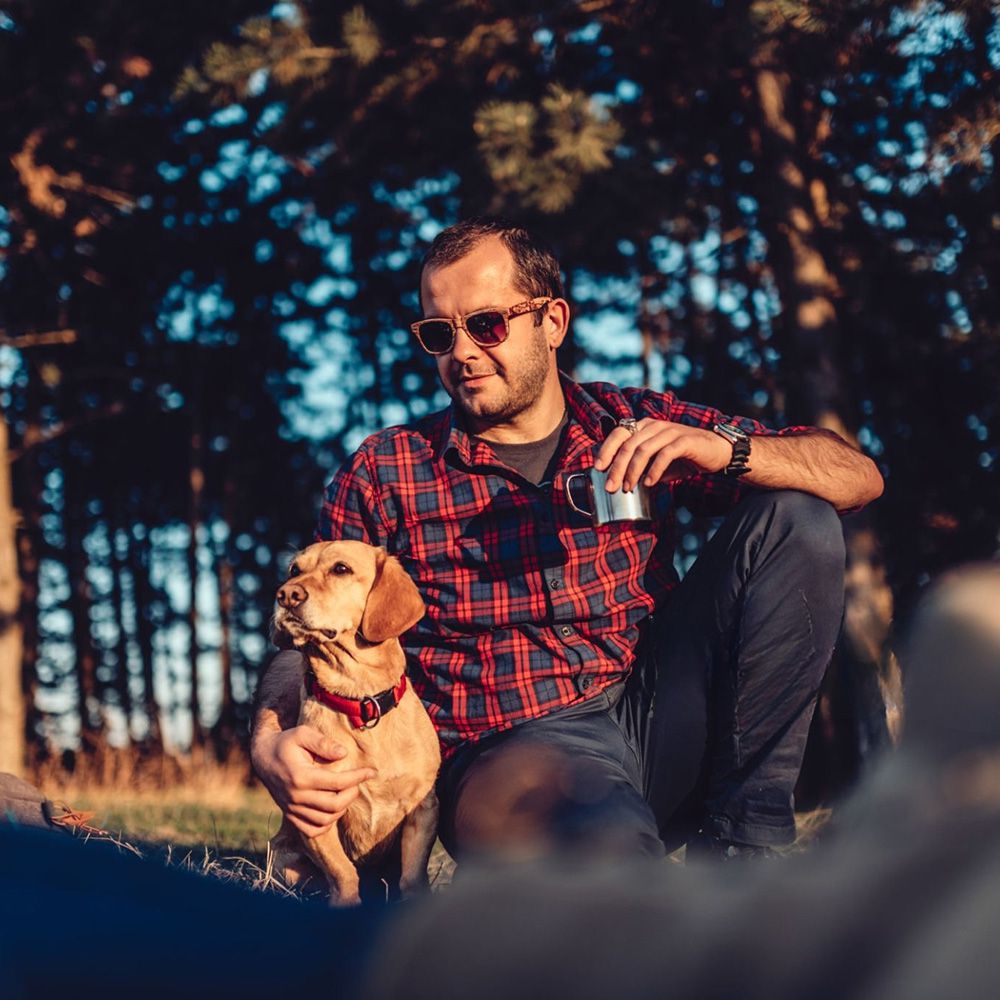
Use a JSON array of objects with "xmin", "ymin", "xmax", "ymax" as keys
[{"xmin": 0, "ymin": 825, "xmax": 387, "ymax": 1000}]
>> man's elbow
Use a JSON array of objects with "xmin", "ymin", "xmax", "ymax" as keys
[
  {"xmin": 860, "ymin": 455, "xmax": 884, "ymax": 505},
  {"xmin": 840, "ymin": 456, "xmax": 883, "ymax": 513}
]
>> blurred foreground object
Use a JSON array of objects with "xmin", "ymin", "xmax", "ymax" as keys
[
  {"xmin": 0, "ymin": 824, "xmax": 385, "ymax": 1000},
  {"xmin": 902, "ymin": 562, "xmax": 1000, "ymax": 758},
  {"xmin": 366, "ymin": 562, "xmax": 1000, "ymax": 1000},
  {"xmin": 0, "ymin": 772, "xmax": 103, "ymax": 835},
  {"xmin": 0, "ymin": 773, "xmax": 58, "ymax": 831}
]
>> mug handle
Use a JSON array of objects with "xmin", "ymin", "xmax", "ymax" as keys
[{"xmin": 564, "ymin": 473, "xmax": 592, "ymax": 517}]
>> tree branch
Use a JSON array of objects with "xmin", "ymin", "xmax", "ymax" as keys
[
  {"xmin": 0, "ymin": 329, "xmax": 78, "ymax": 348},
  {"xmin": 7, "ymin": 401, "xmax": 127, "ymax": 462}
]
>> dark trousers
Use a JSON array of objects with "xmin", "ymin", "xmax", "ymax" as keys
[{"xmin": 438, "ymin": 490, "xmax": 846, "ymax": 858}]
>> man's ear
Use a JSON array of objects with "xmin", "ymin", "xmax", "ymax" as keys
[
  {"xmin": 545, "ymin": 297, "xmax": 570, "ymax": 350},
  {"xmin": 360, "ymin": 550, "xmax": 426, "ymax": 643}
]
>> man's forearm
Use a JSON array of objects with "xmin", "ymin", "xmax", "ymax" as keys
[
  {"xmin": 745, "ymin": 429, "xmax": 883, "ymax": 512},
  {"xmin": 251, "ymin": 650, "xmax": 306, "ymax": 747}
]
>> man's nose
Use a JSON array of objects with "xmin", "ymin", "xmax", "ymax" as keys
[
  {"xmin": 450, "ymin": 322, "xmax": 482, "ymax": 362},
  {"xmin": 276, "ymin": 582, "xmax": 307, "ymax": 609}
]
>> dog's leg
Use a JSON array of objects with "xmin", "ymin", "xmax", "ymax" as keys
[
  {"xmin": 270, "ymin": 819, "xmax": 322, "ymax": 891},
  {"xmin": 304, "ymin": 827, "xmax": 362, "ymax": 907},
  {"xmin": 399, "ymin": 790, "xmax": 439, "ymax": 898}
]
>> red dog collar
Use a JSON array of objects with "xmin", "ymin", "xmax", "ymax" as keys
[{"xmin": 305, "ymin": 671, "xmax": 407, "ymax": 730}]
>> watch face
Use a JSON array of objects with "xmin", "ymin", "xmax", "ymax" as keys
[{"xmin": 715, "ymin": 423, "xmax": 747, "ymax": 443}]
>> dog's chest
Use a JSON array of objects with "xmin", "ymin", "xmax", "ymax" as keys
[
  {"xmin": 298, "ymin": 700, "xmax": 429, "ymax": 859},
  {"xmin": 341, "ymin": 772, "xmax": 423, "ymax": 860}
]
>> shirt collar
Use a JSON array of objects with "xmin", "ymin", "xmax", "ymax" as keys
[{"xmin": 560, "ymin": 374, "xmax": 622, "ymax": 442}]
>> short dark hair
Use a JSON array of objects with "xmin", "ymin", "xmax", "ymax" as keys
[{"xmin": 420, "ymin": 218, "xmax": 566, "ymax": 309}]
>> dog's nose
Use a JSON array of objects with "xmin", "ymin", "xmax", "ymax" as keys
[{"xmin": 276, "ymin": 582, "xmax": 307, "ymax": 609}]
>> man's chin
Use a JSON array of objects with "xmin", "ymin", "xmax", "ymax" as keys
[{"xmin": 451, "ymin": 378, "xmax": 509, "ymax": 409}]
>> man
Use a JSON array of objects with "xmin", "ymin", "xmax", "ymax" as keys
[{"xmin": 252, "ymin": 218, "xmax": 883, "ymax": 862}]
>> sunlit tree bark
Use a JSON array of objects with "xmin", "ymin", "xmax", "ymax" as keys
[
  {"xmin": 752, "ymin": 36, "xmax": 901, "ymax": 761},
  {"xmin": 0, "ymin": 418, "xmax": 26, "ymax": 775}
]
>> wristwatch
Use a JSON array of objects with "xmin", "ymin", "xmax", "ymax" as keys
[{"xmin": 712, "ymin": 423, "xmax": 752, "ymax": 477}]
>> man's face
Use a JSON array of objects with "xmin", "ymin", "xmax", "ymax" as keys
[{"xmin": 419, "ymin": 237, "xmax": 556, "ymax": 430}]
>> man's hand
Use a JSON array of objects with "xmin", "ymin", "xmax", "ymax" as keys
[
  {"xmin": 252, "ymin": 725, "xmax": 377, "ymax": 839},
  {"xmin": 593, "ymin": 417, "xmax": 884, "ymax": 512},
  {"xmin": 594, "ymin": 418, "xmax": 730, "ymax": 492}
]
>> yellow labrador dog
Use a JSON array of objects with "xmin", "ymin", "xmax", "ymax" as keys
[{"xmin": 269, "ymin": 540, "xmax": 440, "ymax": 906}]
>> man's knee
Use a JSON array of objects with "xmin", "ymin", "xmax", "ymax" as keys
[
  {"xmin": 447, "ymin": 739, "xmax": 663, "ymax": 861},
  {"xmin": 744, "ymin": 489, "xmax": 845, "ymax": 569}
]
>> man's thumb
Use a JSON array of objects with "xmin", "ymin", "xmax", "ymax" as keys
[{"xmin": 297, "ymin": 726, "xmax": 344, "ymax": 762}]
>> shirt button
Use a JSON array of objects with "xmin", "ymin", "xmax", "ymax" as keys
[
  {"xmin": 560, "ymin": 626, "xmax": 573, "ymax": 637},
  {"xmin": 578, "ymin": 676, "xmax": 594, "ymax": 692},
  {"xmin": 547, "ymin": 578, "xmax": 562, "ymax": 590}
]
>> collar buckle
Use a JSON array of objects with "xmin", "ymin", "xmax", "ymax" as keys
[{"xmin": 358, "ymin": 695, "xmax": 383, "ymax": 729}]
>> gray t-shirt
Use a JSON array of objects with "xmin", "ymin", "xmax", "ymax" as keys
[{"xmin": 476, "ymin": 410, "xmax": 569, "ymax": 486}]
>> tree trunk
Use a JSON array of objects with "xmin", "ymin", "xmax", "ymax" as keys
[
  {"xmin": 63, "ymin": 463, "xmax": 103, "ymax": 756},
  {"xmin": 751, "ymin": 38, "xmax": 900, "ymax": 794},
  {"xmin": 0, "ymin": 417, "xmax": 26, "ymax": 775},
  {"xmin": 187, "ymin": 399, "xmax": 205, "ymax": 751},
  {"xmin": 637, "ymin": 241, "xmax": 666, "ymax": 389},
  {"xmin": 212, "ymin": 523, "xmax": 237, "ymax": 759},
  {"xmin": 129, "ymin": 526, "xmax": 163, "ymax": 750},
  {"xmin": 14, "ymin": 439, "xmax": 42, "ymax": 767},
  {"xmin": 109, "ymin": 523, "xmax": 134, "ymax": 742}
]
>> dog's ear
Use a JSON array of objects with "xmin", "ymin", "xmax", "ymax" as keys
[{"xmin": 360, "ymin": 549, "xmax": 425, "ymax": 643}]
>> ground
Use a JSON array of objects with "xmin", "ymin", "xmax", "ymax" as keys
[
  {"xmin": 36, "ymin": 772, "xmax": 826, "ymax": 895},
  {"xmin": 41, "ymin": 776, "xmax": 457, "ymax": 896}
]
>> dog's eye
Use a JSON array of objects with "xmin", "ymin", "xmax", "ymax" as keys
[
  {"xmin": 288, "ymin": 564, "xmax": 301, "ymax": 577},
  {"xmin": 331, "ymin": 562, "xmax": 352, "ymax": 576}
]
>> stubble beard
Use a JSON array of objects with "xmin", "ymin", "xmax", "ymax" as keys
[{"xmin": 447, "ymin": 330, "xmax": 551, "ymax": 427}]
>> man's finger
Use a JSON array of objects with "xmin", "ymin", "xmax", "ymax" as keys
[
  {"xmin": 607, "ymin": 426, "xmax": 675, "ymax": 491},
  {"xmin": 288, "ymin": 788, "xmax": 354, "ymax": 814},
  {"xmin": 301, "ymin": 765, "xmax": 378, "ymax": 793},
  {"xmin": 600, "ymin": 432, "xmax": 648, "ymax": 490},
  {"xmin": 639, "ymin": 441, "xmax": 686, "ymax": 487},
  {"xmin": 294, "ymin": 725, "xmax": 347, "ymax": 763},
  {"xmin": 286, "ymin": 767, "xmax": 378, "ymax": 805},
  {"xmin": 290, "ymin": 772, "xmax": 375, "ymax": 811},
  {"xmin": 620, "ymin": 432, "xmax": 676, "ymax": 491},
  {"xmin": 642, "ymin": 444, "xmax": 681, "ymax": 485},
  {"xmin": 327, "ymin": 786, "xmax": 364, "ymax": 815},
  {"xmin": 593, "ymin": 422, "xmax": 643, "ymax": 471},
  {"xmin": 288, "ymin": 785, "xmax": 362, "ymax": 826},
  {"xmin": 288, "ymin": 812, "xmax": 337, "ymax": 839},
  {"xmin": 288, "ymin": 802, "xmax": 344, "ymax": 828}
]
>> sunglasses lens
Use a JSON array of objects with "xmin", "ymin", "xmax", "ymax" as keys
[
  {"xmin": 466, "ymin": 311, "xmax": 507, "ymax": 345},
  {"xmin": 416, "ymin": 321, "xmax": 454, "ymax": 354}
]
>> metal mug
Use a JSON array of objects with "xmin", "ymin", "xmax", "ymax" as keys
[{"xmin": 565, "ymin": 467, "xmax": 653, "ymax": 526}]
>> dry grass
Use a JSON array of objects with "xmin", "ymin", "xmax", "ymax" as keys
[
  {"xmin": 33, "ymin": 745, "xmax": 255, "ymax": 802},
  {"xmin": 33, "ymin": 755, "xmax": 827, "ymax": 898},
  {"xmin": 34, "ymin": 753, "xmax": 295, "ymax": 894},
  {"xmin": 37, "ymin": 764, "xmax": 457, "ymax": 898},
  {"xmin": 792, "ymin": 807, "xmax": 834, "ymax": 851}
]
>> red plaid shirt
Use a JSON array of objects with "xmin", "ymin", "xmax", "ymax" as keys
[{"xmin": 317, "ymin": 376, "xmax": 798, "ymax": 756}]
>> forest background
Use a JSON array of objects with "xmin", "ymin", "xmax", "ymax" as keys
[{"xmin": 1, "ymin": 0, "xmax": 997, "ymax": 809}]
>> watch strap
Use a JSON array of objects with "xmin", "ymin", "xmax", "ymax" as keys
[{"xmin": 712, "ymin": 423, "xmax": 753, "ymax": 478}]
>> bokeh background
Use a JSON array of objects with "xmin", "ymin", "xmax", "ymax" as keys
[{"xmin": 1, "ymin": 0, "xmax": 997, "ymax": 806}]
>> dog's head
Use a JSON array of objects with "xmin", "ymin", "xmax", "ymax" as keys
[{"xmin": 271, "ymin": 540, "xmax": 425, "ymax": 652}]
